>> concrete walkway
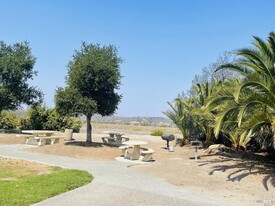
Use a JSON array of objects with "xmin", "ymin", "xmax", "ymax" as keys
[{"xmin": 0, "ymin": 144, "xmax": 230, "ymax": 206}]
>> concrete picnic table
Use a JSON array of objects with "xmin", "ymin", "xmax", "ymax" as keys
[
  {"xmin": 22, "ymin": 130, "xmax": 56, "ymax": 136},
  {"xmin": 122, "ymin": 140, "xmax": 147, "ymax": 160},
  {"xmin": 102, "ymin": 131, "xmax": 129, "ymax": 145},
  {"xmin": 108, "ymin": 132, "xmax": 124, "ymax": 138},
  {"xmin": 21, "ymin": 130, "xmax": 60, "ymax": 146}
]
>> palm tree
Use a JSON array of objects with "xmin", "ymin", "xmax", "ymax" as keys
[
  {"xmin": 215, "ymin": 32, "xmax": 275, "ymax": 148},
  {"xmin": 191, "ymin": 81, "xmax": 222, "ymax": 145},
  {"xmin": 163, "ymin": 98, "xmax": 194, "ymax": 145}
]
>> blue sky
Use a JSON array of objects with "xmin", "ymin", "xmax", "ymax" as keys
[{"xmin": 1, "ymin": 0, "xmax": 274, "ymax": 117}]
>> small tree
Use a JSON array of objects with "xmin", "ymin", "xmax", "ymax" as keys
[
  {"xmin": 0, "ymin": 41, "xmax": 42, "ymax": 112},
  {"xmin": 55, "ymin": 43, "xmax": 122, "ymax": 142}
]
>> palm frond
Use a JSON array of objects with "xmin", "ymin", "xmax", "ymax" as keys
[{"xmin": 215, "ymin": 63, "xmax": 252, "ymax": 76}]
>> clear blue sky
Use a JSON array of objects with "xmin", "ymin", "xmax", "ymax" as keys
[{"xmin": 1, "ymin": 0, "xmax": 274, "ymax": 117}]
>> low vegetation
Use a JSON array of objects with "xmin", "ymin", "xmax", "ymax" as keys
[
  {"xmin": 0, "ymin": 158, "xmax": 92, "ymax": 206},
  {"xmin": 0, "ymin": 107, "xmax": 81, "ymax": 132},
  {"xmin": 150, "ymin": 129, "xmax": 164, "ymax": 136}
]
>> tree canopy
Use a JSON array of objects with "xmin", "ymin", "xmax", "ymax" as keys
[
  {"xmin": 55, "ymin": 42, "xmax": 122, "ymax": 142},
  {"xmin": 0, "ymin": 41, "xmax": 42, "ymax": 112}
]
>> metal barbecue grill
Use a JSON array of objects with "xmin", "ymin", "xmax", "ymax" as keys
[{"xmin": 161, "ymin": 134, "xmax": 175, "ymax": 151}]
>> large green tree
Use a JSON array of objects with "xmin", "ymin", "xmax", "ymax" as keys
[
  {"xmin": 55, "ymin": 43, "xmax": 122, "ymax": 142},
  {"xmin": 0, "ymin": 41, "xmax": 42, "ymax": 112}
]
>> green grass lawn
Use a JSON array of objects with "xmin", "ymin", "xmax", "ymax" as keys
[{"xmin": 0, "ymin": 161, "xmax": 93, "ymax": 206}]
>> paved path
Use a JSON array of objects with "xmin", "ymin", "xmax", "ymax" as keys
[{"xmin": 0, "ymin": 144, "xmax": 230, "ymax": 206}]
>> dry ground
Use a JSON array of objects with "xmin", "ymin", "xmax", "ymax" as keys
[
  {"xmin": 0, "ymin": 157, "xmax": 52, "ymax": 178},
  {"xmin": 0, "ymin": 126, "xmax": 275, "ymax": 205}
]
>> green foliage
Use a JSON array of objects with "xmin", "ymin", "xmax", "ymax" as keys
[
  {"xmin": 0, "ymin": 107, "xmax": 82, "ymax": 132},
  {"xmin": 0, "ymin": 111, "xmax": 18, "ymax": 129},
  {"xmin": 43, "ymin": 110, "xmax": 82, "ymax": 132},
  {"xmin": 55, "ymin": 42, "xmax": 123, "ymax": 142},
  {"xmin": 213, "ymin": 32, "xmax": 275, "ymax": 149},
  {"xmin": 55, "ymin": 87, "xmax": 97, "ymax": 117},
  {"xmin": 167, "ymin": 31, "xmax": 275, "ymax": 151},
  {"xmin": 0, "ymin": 41, "xmax": 42, "ymax": 112},
  {"xmin": 23, "ymin": 107, "xmax": 82, "ymax": 132},
  {"xmin": 18, "ymin": 116, "xmax": 32, "ymax": 130},
  {"xmin": 150, "ymin": 129, "xmax": 164, "ymax": 136},
  {"xmin": 0, "ymin": 166, "xmax": 92, "ymax": 206},
  {"xmin": 28, "ymin": 106, "xmax": 48, "ymax": 130},
  {"xmin": 163, "ymin": 98, "xmax": 195, "ymax": 144}
]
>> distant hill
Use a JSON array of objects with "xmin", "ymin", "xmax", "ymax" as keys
[
  {"xmin": 91, "ymin": 115, "xmax": 174, "ymax": 126},
  {"xmin": 11, "ymin": 109, "xmax": 174, "ymax": 127}
]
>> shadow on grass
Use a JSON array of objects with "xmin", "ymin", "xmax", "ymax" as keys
[
  {"xmin": 198, "ymin": 151, "xmax": 275, "ymax": 191},
  {"xmin": 64, "ymin": 141, "xmax": 119, "ymax": 148}
]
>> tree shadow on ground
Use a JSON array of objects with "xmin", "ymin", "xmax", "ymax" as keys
[
  {"xmin": 198, "ymin": 151, "xmax": 275, "ymax": 191},
  {"xmin": 64, "ymin": 141, "xmax": 118, "ymax": 148}
]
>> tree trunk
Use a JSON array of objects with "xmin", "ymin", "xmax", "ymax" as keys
[
  {"xmin": 86, "ymin": 115, "xmax": 92, "ymax": 142},
  {"xmin": 180, "ymin": 131, "xmax": 189, "ymax": 146}
]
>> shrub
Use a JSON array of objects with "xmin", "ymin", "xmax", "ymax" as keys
[
  {"xmin": 28, "ymin": 106, "xmax": 48, "ymax": 130},
  {"xmin": 18, "ymin": 116, "xmax": 32, "ymax": 130},
  {"xmin": 150, "ymin": 129, "xmax": 164, "ymax": 136},
  {"xmin": 44, "ymin": 111, "xmax": 81, "ymax": 132},
  {"xmin": 0, "ymin": 111, "xmax": 18, "ymax": 129},
  {"xmin": 18, "ymin": 107, "xmax": 82, "ymax": 132}
]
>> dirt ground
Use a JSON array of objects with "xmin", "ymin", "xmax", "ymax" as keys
[{"xmin": 0, "ymin": 131, "xmax": 275, "ymax": 205}]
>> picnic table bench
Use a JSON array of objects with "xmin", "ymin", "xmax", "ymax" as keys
[
  {"xmin": 119, "ymin": 145, "xmax": 133, "ymax": 158},
  {"xmin": 140, "ymin": 148, "xmax": 155, "ymax": 162},
  {"xmin": 17, "ymin": 134, "xmax": 64, "ymax": 146},
  {"xmin": 34, "ymin": 135, "xmax": 64, "ymax": 146},
  {"xmin": 16, "ymin": 134, "xmax": 34, "ymax": 144}
]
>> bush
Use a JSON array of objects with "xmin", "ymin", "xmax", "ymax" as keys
[
  {"xmin": 0, "ymin": 111, "xmax": 18, "ymax": 129},
  {"xmin": 18, "ymin": 116, "xmax": 32, "ymax": 130},
  {"xmin": 150, "ymin": 129, "xmax": 164, "ymax": 136},
  {"xmin": 44, "ymin": 110, "xmax": 81, "ymax": 132},
  {"xmin": 18, "ymin": 107, "xmax": 82, "ymax": 132},
  {"xmin": 28, "ymin": 106, "xmax": 48, "ymax": 130}
]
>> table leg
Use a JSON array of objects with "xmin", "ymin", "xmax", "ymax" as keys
[
  {"xmin": 38, "ymin": 139, "xmax": 46, "ymax": 146},
  {"xmin": 130, "ymin": 145, "xmax": 141, "ymax": 160},
  {"xmin": 116, "ymin": 136, "xmax": 122, "ymax": 144}
]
